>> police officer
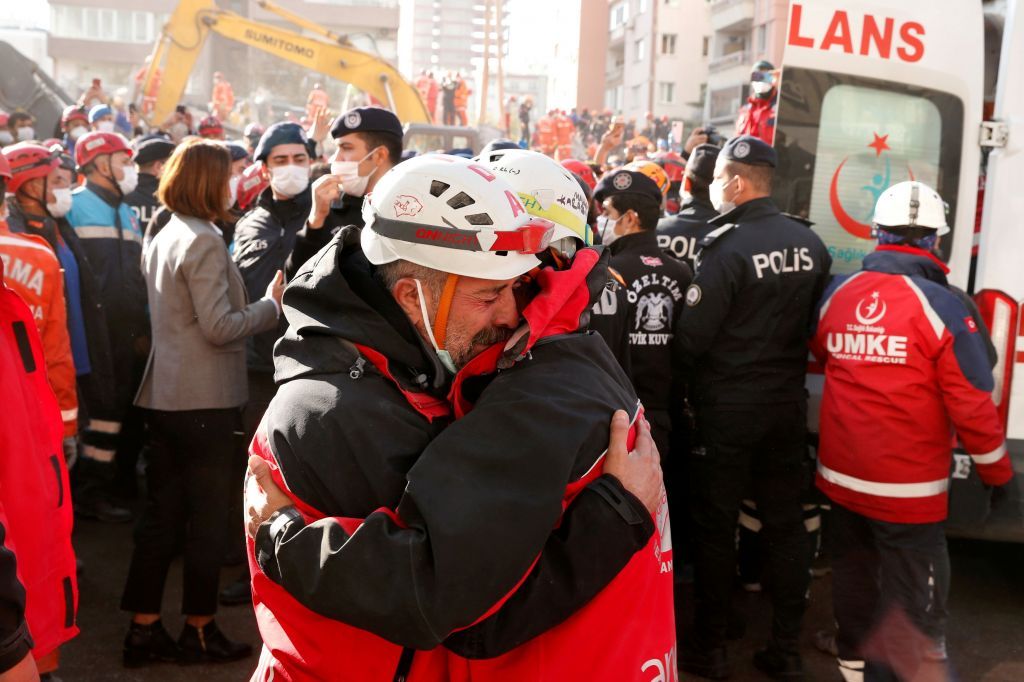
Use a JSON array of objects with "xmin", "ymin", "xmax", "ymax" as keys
[
  {"xmin": 657, "ymin": 143, "xmax": 720, "ymax": 271},
  {"xmin": 286, "ymin": 106, "xmax": 404, "ymax": 278},
  {"xmin": 125, "ymin": 134, "xmax": 175, "ymax": 237},
  {"xmin": 590, "ymin": 168, "xmax": 692, "ymax": 459},
  {"xmin": 675, "ymin": 135, "xmax": 831, "ymax": 680}
]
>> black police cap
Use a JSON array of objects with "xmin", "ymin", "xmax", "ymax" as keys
[
  {"xmin": 721, "ymin": 135, "xmax": 777, "ymax": 168},
  {"xmin": 133, "ymin": 134, "xmax": 176, "ymax": 166},
  {"xmin": 225, "ymin": 141, "xmax": 249, "ymax": 162},
  {"xmin": 330, "ymin": 106, "xmax": 403, "ymax": 141},
  {"xmin": 686, "ymin": 143, "xmax": 720, "ymax": 183},
  {"xmin": 253, "ymin": 122, "xmax": 309, "ymax": 162},
  {"xmin": 593, "ymin": 169, "xmax": 663, "ymax": 205}
]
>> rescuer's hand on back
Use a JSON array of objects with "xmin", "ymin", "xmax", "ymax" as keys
[
  {"xmin": 603, "ymin": 410, "xmax": 664, "ymax": 516},
  {"xmin": 245, "ymin": 455, "xmax": 296, "ymax": 539}
]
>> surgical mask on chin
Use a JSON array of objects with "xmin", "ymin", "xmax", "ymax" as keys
[
  {"xmin": 596, "ymin": 214, "xmax": 620, "ymax": 245},
  {"xmin": 269, "ymin": 164, "xmax": 309, "ymax": 197},
  {"xmin": 69, "ymin": 126, "xmax": 87, "ymax": 141},
  {"xmin": 330, "ymin": 147, "xmax": 381, "ymax": 198},
  {"xmin": 96, "ymin": 120, "xmax": 116, "ymax": 134},
  {"xmin": 47, "ymin": 188, "xmax": 74, "ymax": 218},
  {"xmin": 17, "ymin": 127, "xmax": 35, "ymax": 142},
  {"xmin": 116, "ymin": 164, "xmax": 139, "ymax": 195},
  {"xmin": 414, "ymin": 278, "xmax": 458, "ymax": 375},
  {"xmin": 709, "ymin": 176, "xmax": 736, "ymax": 213}
]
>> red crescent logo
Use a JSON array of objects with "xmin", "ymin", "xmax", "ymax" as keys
[{"xmin": 829, "ymin": 157, "xmax": 873, "ymax": 240}]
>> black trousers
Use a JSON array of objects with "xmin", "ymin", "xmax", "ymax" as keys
[
  {"xmin": 830, "ymin": 503, "xmax": 950, "ymax": 682},
  {"xmin": 120, "ymin": 407, "xmax": 243, "ymax": 616},
  {"xmin": 687, "ymin": 401, "xmax": 810, "ymax": 652}
]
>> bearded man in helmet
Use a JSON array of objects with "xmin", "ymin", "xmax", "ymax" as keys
[
  {"xmin": 811, "ymin": 181, "xmax": 1015, "ymax": 682},
  {"xmin": 242, "ymin": 152, "xmax": 676, "ymax": 681}
]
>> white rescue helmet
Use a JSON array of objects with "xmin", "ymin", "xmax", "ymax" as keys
[
  {"xmin": 479, "ymin": 149, "xmax": 591, "ymax": 256},
  {"xmin": 872, "ymin": 180, "xmax": 950, "ymax": 236},
  {"xmin": 362, "ymin": 154, "xmax": 553, "ymax": 280}
]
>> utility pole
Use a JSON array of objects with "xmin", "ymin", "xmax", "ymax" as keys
[
  {"xmin": 478, "ymin": 0, "xmax": 493, "ymax": 126},
  {"xmin": 495, "ymin": 0, "xmax": 506, "ymax": 134}
]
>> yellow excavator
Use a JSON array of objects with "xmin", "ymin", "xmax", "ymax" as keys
[{"xmin": 136, "ymin": 0, "xmax": 429, "ymax": 126}]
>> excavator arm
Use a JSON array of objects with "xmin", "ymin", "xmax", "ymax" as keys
[{"xmin": 140, "ymin": 0, "xmax": 428, "ymax": 127}]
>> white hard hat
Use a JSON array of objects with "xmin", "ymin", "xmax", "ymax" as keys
[
  {"xmin": 362, "ymin": 154, "xmax": 552, "ymax": 280},
  {"xmin": 480, "ymin": 149, "xmax": 591, "ymax": 255},
  {"xmin": 872, "ymin": 180, "xmax": 949, "ymax": 236}
]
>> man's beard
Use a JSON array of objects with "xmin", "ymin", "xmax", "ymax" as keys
[{"xmin": 448, "ymin": 325, "xmax": 515, "ymax": 369}]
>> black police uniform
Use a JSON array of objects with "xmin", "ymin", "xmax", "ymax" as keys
[
  {"xmin": 657, "ymin": 144, "xmax": 721, "ymax": 271},
  {"xmin": 656, "ymin": 195, "xmax": 718, "ymax": 271},
  {"xmin": 124, "ymin": 135, "xmax": 175, "ymax": 236},
  {"xmin": 673, "ymin": 136, "xmax": 831, "ymax": 663}
]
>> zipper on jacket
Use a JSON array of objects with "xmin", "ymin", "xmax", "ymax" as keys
[
  {"xmin": 392, "ymin": 647, "xmax": 415, "ymax": 682},
  {"xmin": 349, "ymin": 356, "xmax": 366, "ymax": 380}
]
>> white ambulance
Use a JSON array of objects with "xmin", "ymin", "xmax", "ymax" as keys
[{"xmin": 775, "ymin": 0, "xmax": 1023, "ymax": 540}]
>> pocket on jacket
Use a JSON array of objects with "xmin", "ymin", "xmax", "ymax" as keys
[{"xmin": 50, "ymin": 454, "xmax": 65, "ymax": 508}]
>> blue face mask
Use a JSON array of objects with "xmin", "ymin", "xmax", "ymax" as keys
[{"xmin": 414, "ymin": 278, "xmax": 458, "ymax": 374}]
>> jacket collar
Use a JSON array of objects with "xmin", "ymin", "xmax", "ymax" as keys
[
  {"xmin": 710, "ymin": 196, "xmax": 779, "ymax": 226},
  {"xmin": 862, "ymin": 245, "xmax": 950, "ymax": 284},
  {"xmin": 678, "ymin": 194, "xmax": 714, "ymax": 215},
  {"xmin": 257, "ymin": 185, "xmax": 313, "ymax": 224},
  {"xmin": 609, "ymin": 229, "xmax": 660, "ymax": 256},
  {"xmin": 85, "ymin": 179, "xmax": 123, "ymax": 208}
]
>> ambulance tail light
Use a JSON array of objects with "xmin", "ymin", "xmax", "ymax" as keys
[{"xmin": 974, "ymin": 289, "xmax": 1019, "ymax": 428}]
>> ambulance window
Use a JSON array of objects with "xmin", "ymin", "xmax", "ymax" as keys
[{"xmin": 773, "ymin": 68, "xmax": 963, "ymax": 274}]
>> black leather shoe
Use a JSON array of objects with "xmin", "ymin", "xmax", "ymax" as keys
[
  {"xmin": 679, "ymin": 643, "xmax": 732, "ymax": 679},
  {"xmin": 218, "ymin": 576, "xmax": 252, "ymax": 606},
  {"xmin": 178, "ymin": 620, "xmax": 252, "ymax": 664},
  {"xmin": 753, "ymin": 645, "xmax": 804, "ymax": 680},
  {"xmin": 123, "ymin": 620, "xmax": 180, "ymax": 668}
]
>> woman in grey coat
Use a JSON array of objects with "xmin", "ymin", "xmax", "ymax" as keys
[{"xmin": 120, "ymin": 138, "xmax": 283, "ymax": 667}]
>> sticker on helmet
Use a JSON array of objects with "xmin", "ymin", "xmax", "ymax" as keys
[
  {"xmin": 612, "ymin": 172, "xmax": 632, "ymax": 190},
  {"xmin": 344, "ymin": 111, "xmax": 362, "ymax": 129},
  {"xmin": 393, "ymin": 194, "xmax": 424, "ymax": 218},
  {"xmin": 685, "ymin": 284, "xmax": 702, "ymax": 307},
  {"xmin": 733, "ymin": 141, "xmax": 750, "ymax": 159}
]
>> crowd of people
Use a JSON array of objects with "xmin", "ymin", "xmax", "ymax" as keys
[{"xmin": 0, "ymin": 58, "xmax": 1016, "ymax": 682}]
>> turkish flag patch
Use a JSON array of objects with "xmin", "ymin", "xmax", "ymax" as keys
[
  {"xmin": 965, "ymin": 317, "xmax": 979, "ymax": 333},
  {"xmin": 641, "ymin": 256, "xmax": 663, "ymax": 267}
]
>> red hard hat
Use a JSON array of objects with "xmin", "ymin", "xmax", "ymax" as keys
[
  {"xmin": 61, "ymin": 105, "xmax": 89, "ymax": 128},
  {"xmin": 2, "ymin": 142, "xmax": 61, "ymax": 193},
  {"xmin": 237, "ymin": 162, "xmax": 268, "ymax": 211},
  {"xmin": 198, "ymin": 116, "xmax": 224, "ymax": 137},
  {"xmin": 75, "ymin": 131, "xmax": 133, "ymax": 168},
  {"xmin": 560, "ymin": 159, "xmax": 596, "ymax": 191}
]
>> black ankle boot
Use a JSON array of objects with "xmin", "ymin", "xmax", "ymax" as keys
[
  {"xmin": 178, "ymin": 620, "xmax": 252, "ymax": 664},
  {"xmin": 123, "ymin": 619, "xmax": 180, "ymax": 667}
]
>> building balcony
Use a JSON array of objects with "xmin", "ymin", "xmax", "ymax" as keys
[
  {"xmin": 708, "ymin": 49, "xmax": 750, "ymax": 74},
  {"xmin": 605, "ymin": 63, "xmax": 623, "ymax": 85},
  {"xmin": 609, "ymin": 23, "xmax": 625, "ymax": 47},
  {"xmin": 709, "ymin": 0, "xmax": 754, "ymax": 32}
]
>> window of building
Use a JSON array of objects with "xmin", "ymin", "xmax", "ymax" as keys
[
  {"xmin": 757, "ymin": 24, "xmax": 767, "ymax": 54},
  {"xmin": 665, "ymin": 0, "xmax": 680, "ymax": 5},
  {"xmin": 609, "ymin": 1, "xmax": 629, "ymax": 30},
  {"xmin": 658, "ymin": 82, "xmax": 675, "ymax": 104},
  {"xmin": 631, "ymin": 84, "xmax": 642, "ymax": 108},
  {"xmin": 702, "ymin": 36, "xmax": 710, "ymax": 57},
  {"xmin": 638, "ymin": 0, "xmax": 648, "ymax": 13},
  {"xmin": 662, "ymin": 33, "xmax": 677, "ymax": 55},
  {"xmin": 635, "ymin": 37, "xmax": 646, "ymax": 62}
]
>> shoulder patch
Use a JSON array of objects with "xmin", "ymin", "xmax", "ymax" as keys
[
  {"xmin": 640, "ymin": 255, "xmax": 663, "ymax": 267},
  {"xmin": 685, "ymin": 284, "xmax": 702, "ymax": 307},
  {"xmin": 699, "ymin": 223, "xmax": 738, "ymax": 249}
]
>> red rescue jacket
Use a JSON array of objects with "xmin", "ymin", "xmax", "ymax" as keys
[
  {"xmin": 811, "ymin": 246, "xmax": 1012, "ymax": 523},
  {"xmin": 0, "ymin": 259, "xmax": 78, "ymax": 660}
]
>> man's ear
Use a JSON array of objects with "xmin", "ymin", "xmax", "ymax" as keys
[{"xmin": 392, "ymin": 277, "xmax": 426, "ymax": 329}]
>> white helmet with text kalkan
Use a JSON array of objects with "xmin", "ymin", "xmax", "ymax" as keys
[
  {"xmin": 872, "ymin": 180, "xmax": 950, "ymax": 235},
  {"xmin": 480, "ymin": 149, "xmax": 591, "ymax": 258},
  {"xmin": 361, "ymin": 154, "xmax": 552, "ymax": 280}
]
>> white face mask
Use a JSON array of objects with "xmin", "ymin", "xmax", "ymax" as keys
[
  {"xmin": 116, "ymin": 164, "xmax": 139, "ymax": 195},
  {"xmin": 228, "ymin": 174, "xmax": 241, "ymax": 207},
  {"xmin": 0, "ymin": 131, "xmax": 12, "ymax": 146},
  {"xmin": 17, "ymin": 127, "xmax": 35, "ymax": 142},
  {"xmin": 331, "ymin": 147, "xmax": 382, "ymax": 198},
  {"xmin": 47, "ymin": 188, "xmax": 74, "ymax": 218},
  {"xmin": 709, "ymin": 175, "xmax": 737, "ymax": 213},
  {"xmin": 596, "ymin": 214, "xmax": 620, "ymax": 245},
  {"xmin": 169, "ymin": 122, "xmax": 189, "ymax": 142},
  {"xmin": 413, "ymin": 278, "xmax": 457, "ymax": 374},
  {"xmin": 269, "ymin": 164, "xmax": 310, "ymax": 198},
  {"xmin": 96, "ymin": 120, "xmax": 116, "ymax": 134},
  {"xmin": 69, "ymin": 126, "xmax": 87, "ymax": 141}
]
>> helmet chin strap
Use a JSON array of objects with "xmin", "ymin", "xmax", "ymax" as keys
[{"xmin": 414, "ymin": 273, "xmax": 460, "ymax": 353}]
